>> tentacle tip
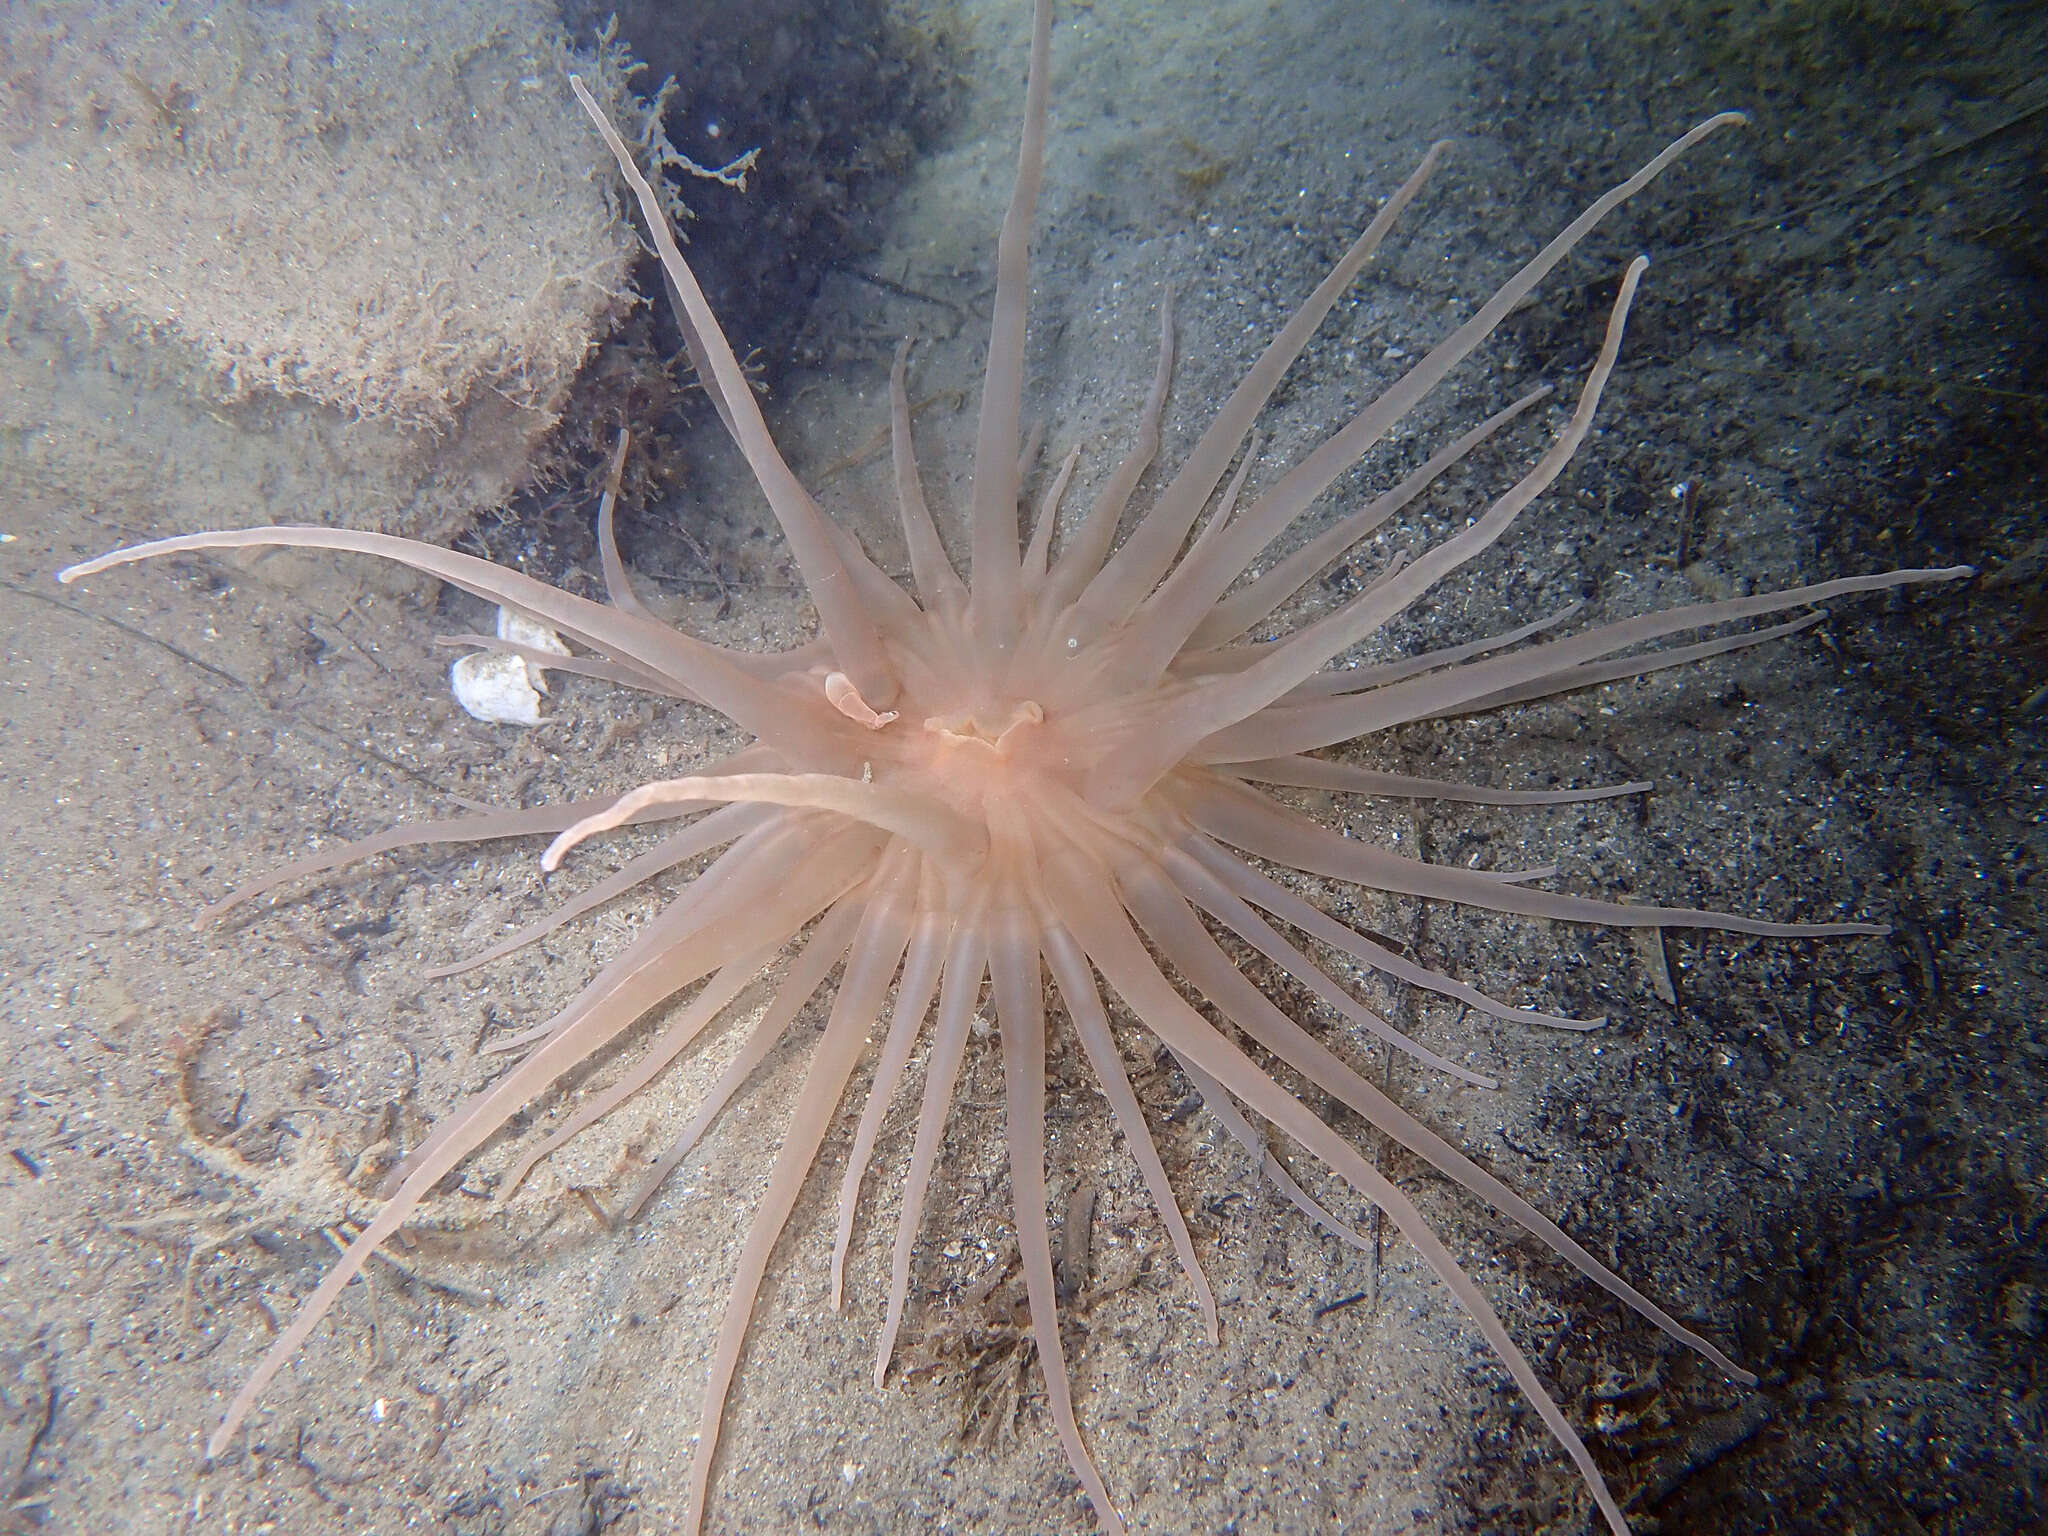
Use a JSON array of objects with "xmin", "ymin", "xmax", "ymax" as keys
[
  {"xmin": 196, "ymin": 895, "xmax": 243, "ymax": 927},
  {"xmin": 824, "ymin": 671, "xmax": 900, "ymax": 729}
]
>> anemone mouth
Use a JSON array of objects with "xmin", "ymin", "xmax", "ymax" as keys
[{"xmin": 53, "ymin": 2, "xmax": 1975, "ymax": 1533}]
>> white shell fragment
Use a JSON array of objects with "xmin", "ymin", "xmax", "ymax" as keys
[
  {"xmin": 497, "ymin": 606, "xmax": 572, "ymax": 667},
  {"xmin": 449, "ymin": 606, "xmax": 573, "ymax": 725},
  {"xmin": 450, "ymin": 650, "xmax": 542, "ymax": 725}
]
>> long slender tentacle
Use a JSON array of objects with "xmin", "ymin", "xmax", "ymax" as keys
[
  {"xmin": 876, "ymin": 926, "xmax": 985, "ymax": 1386},
  {"xmin": 1165, "ymin": 1047, "xmax": 1372, "ymax": 1252},
  {"xmin": 1199, "ymin": 568, "xmax": 1967, "ymax": 761},
  {"xmin": 198, "ymin": 796, "xmax": 633, "ymax": 923},
  {"xmin": 429, "ymin": 804, "xmax": 775, "ymax": 980},
  {"xmin": 1225, "ymin": 755, "xmax": 1650, "ymax": 808},
  {"xmin": 1121, "ymin": 854, "xmax": 1747, "ymax": 1370},
  {"xmin": 889, "ymin": 339, "xmax": 969, "ymax": 614},
  {"xmin": 60, "ymin": 528, "xmax": 842, "ymax": 757},
  {"xmin": 622, "ymin": 897, "xmax": 870, "ymax": 1220},
  {"xmin": 964, "ymin": 0, "xmax": 1056, "ymax": 637},
  {"xmin": 1109, "ymin": 117, "xmax": 1746, "ymax": 683},
  {"xmin": 1180, "ymin": 832, "xmax": 1601, "ymax": 1031},
  {"xmin": 1183, "ymin": 772, "xmax": 1886, "ymax": 936},
  {"xmin": 831, "ymin": 865, "xmax": 945, "ymax": 1309},
  {"xmin": 499, "ymin": 940, "xmax": 779, "ymax": 1196},
  {"xmin": 204, "ymin": 821, "xmax": 872, "ymax": 1459},
  {"xmin": 567, "ymin": 75, "xmax": 900, "ymax": 708},
  {"xmin": 1187, "ymin": 386, "xmax": 1551, "ymax": 650},
  {"xmin": 542, "ymin": 771, "xmax": 985, "ymax": 870},
  {"xmin": 1036, "ymin": 287, "xmax": 1177, "ymax": 621},
  {"xmin": 1081, "ymin": 259, "xmax": 1651, "ymax": 808},
  {"xmin": 1044, "ymin": 923, "xmax": 1220, "ymax": 1343},
  {"xmin": 381, "ymin": 822, "xmax": 885, "ymax": 1195},
  {"xmin": 594, "ymin": 427, "xmax": 659, "ymax": 621},
  {"xmin": 680, "ymin": 851, "xmax": 918, "ymax": 1535},
  {"xmin": 1060, "ymin": 143, "xmax": 1450, "ymax": 650},
  {"xmin": 1156, "ymin": 844, "xmax": 1504, "ymax": 1084},
  {"xmin": 992, "ymin": 905, "xmax": 1123, "ymax": 1534},
  {"xmin": 1045, "ymin": 862, "xmax": 1749, "ymax": 1536}
]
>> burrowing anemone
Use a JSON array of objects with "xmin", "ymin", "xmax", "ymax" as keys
[{"xmin": 61, "ymin": 2, "xmax": 1969, "ymax": 1531}]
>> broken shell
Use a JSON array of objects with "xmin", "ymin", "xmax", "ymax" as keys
[
  {"xmin": 451, "ymin": 649, "xmax": 544, "ymax": 725},
  {"xmin": 451, "ymin": 606, "xmax": 574, "ymax": 724},
  {"xmin": 499, "ymin": 607, "xmax": 572, "ymax": 675}
]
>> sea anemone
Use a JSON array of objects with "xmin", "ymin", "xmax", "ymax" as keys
[{"xmin": 59, "ymin": 1, "xmax": 1970, "ymax": 1531}]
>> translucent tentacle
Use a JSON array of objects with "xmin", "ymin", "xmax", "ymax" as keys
[
  {"xmin": 678, "ymin": 852, "xmax": 914, "ymax": 1536},
  {"xmin": 991, "ymin": 906, "xmax": 1123, "ymax": 1534},
  {"xmin": 567, "ymin": 75, "xmax": 900, "ymax": 709},
  {"xmin": 875, "ymin": 926, "xmax": 985, "ymax": 1387},
  {"xmin": 830, "ymin": 864, "xmax": 945, "ymax": 1309},
  {"xmin": 1044, "ymin": 922, "xmax": 1220, "ymax": 1343}
]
